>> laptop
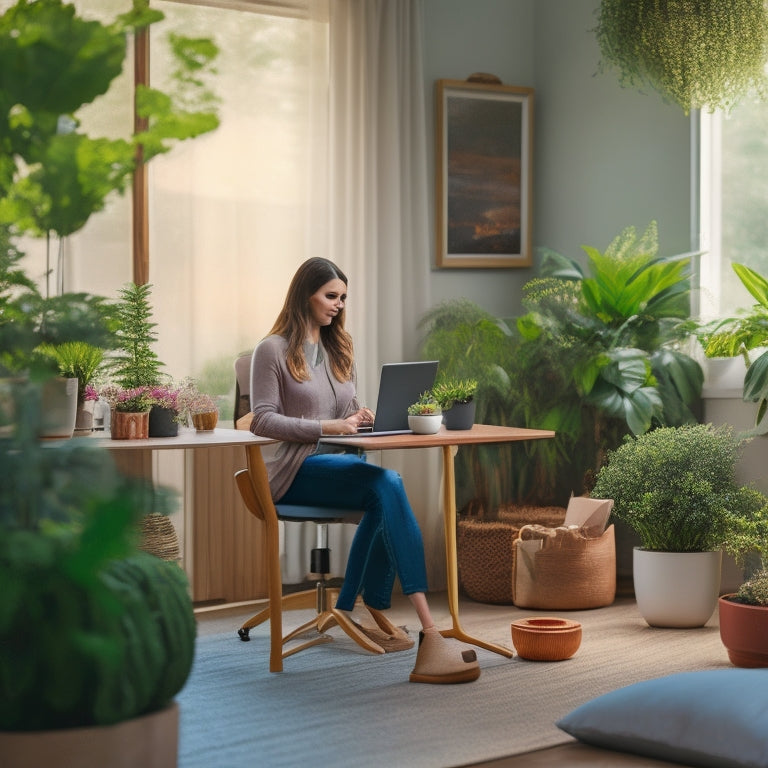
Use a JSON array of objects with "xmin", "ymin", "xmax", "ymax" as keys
[{"xmin": 336, "ymin": 360, "xmax": 439, "ymax": 437}]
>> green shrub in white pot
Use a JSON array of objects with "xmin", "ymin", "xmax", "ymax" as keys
[{"xmin": 591, "ymin": 424, "xmax": 768, "ymax": 628}]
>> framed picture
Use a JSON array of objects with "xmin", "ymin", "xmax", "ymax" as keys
[{"xmin": 435, "ymin": 79, "xmax": 534, "ymax": 268}]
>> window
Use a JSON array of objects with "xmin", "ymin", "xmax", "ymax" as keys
[
  {"xmin": 15, "ymin": 0, "xmax": 330, "ymax": 416},
  {"xmin": 699, "ymin": 103, "xmax": 768, "ymax": 320}
]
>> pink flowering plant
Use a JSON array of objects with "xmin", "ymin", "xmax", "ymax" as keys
[
  {"xmin": 99, "ymin": 384, "xmax": 154, "ymax": 413},
  {"xmin": 176, "ymin": 377, "xmax": 218, "ymax": 423}
]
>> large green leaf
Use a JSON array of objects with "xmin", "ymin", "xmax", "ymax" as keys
[
  {"xmin": 734, "ymin": 262, "xmax": 768, "ymax": 309},
  {"xmin": 744, "ymin": 351, "xmax": 768, "ymax": 404},
  {"xmin": 0, "ymin": 0, "xmax": 125, "ymax": 115}
]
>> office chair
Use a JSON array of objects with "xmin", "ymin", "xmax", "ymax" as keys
[{"xmin": 233, "ymin": 352, "xmax": 382, "ymax": 672}]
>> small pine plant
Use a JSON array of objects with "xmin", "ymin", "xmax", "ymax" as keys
[{"xmin": 112, "ymin": 282, "xmax": 165, "ymax": 389}]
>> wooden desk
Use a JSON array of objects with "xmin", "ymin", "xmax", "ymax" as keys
[
  {"xmin": 319, "ymin": 424, "xmax": 555, "ymax": 657},
  {"xmin": 93, "ymin": 428, "xmax": 275, "ymax": 603}
]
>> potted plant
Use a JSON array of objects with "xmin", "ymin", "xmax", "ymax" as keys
[
  {"xmin": 419, "ymin": 223, "xmax": 703, "ymax": 603},
  {"xmin": 176, "ymin": 377, "xmax": 219, "ymax": 431},
  {"xmin": 431, "ymin": 376, "xmax": 478, "ymax": 430},
  {"xmin": 99, "ymin": 384, "xmax": 154, "ymax": 440},
  {"xmin": 591, "ymin": 424, "xmax": 768, "ymax": 628},
  {"xmin": 594, "ymin": 0, "xmax": 768, "ymax": 114},
  {"xmin": 698, "ymin": 262, "xmax": 768, "ymax": 431},
  {"xmin": 40, "ymin": 341, "xmax": 109, "ymax": 436},
  {"xmin": 407, "ymin": 392, "xmax": 442, "ymax": 434},
  {"xmin": 0, "ymin": 412, "xmax": 196, "ymax": 767},
  {"xmin": 421, "ymin": 222, "xmax": 702, "ymax": 516},
  {"xmin": 146, "ymin": 384, "xmax": 182, "ymax": 438},
  {"xmin": 719, "ymin": 567, "xmax": 768, "ymax": 667}
]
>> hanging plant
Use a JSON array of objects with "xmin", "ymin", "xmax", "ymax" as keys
[{"xmin": 594, "ymin": 0, "xmax": 768, "ymax": 114}]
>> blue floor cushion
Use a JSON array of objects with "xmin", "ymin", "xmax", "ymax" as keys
[{"xmin": 556, "ymin": 668, "xmax": 768, "ymax": 768}]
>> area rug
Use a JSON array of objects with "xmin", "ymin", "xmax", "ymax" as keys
[{"xmin": 177, "ymin": 598, "xmax": 729, "ymax": 768}]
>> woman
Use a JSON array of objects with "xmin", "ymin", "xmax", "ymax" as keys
[{"xmin": 249, "ymin": 257, "xmax": 479, "ymax": 684}]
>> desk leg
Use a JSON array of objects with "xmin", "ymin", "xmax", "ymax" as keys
[{"xmin": 439, "ymin": 444, "xmax": 513, "ymax": 658}]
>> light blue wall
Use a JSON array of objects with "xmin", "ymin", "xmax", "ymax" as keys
[{"xmin": 422, "ymin": 0, "xmax": 694, "ymax": 318}]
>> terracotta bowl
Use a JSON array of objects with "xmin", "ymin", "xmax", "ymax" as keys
[{"xmin": 510, "ymin": 617, "xmax": 582, "ymax": 661}]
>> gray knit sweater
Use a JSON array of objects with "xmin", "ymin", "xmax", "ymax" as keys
[{"xmin": 249, "ymin": 334, "xmax": 359, "ymax": 501}]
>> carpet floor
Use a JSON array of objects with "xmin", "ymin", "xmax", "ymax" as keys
[{"xmin": 179, "ymin": 594, "xmax": 728, "ymax": 768}]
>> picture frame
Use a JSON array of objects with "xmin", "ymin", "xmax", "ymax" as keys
[{"xmin": 435, "ymin": 79, "xmax": 534, "ymax": 268}]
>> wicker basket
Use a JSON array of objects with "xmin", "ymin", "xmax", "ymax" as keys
[
  {"xmin": 139, "ymin": 513, "xmax": 181, "ymax": 563},
  {"xmin": 457, "ymin": 505, "xmax": 567, "ymax": 605}
]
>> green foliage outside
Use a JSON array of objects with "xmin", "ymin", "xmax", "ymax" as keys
[{"xmin": 0, "ymin": 0, "xmax": 219, "ymax": 239}]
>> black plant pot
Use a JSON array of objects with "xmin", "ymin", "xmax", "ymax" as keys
[
  {"xmin": 148, "ymin": 405, "xmax": 179, "ymax": 438},
  {"xmin": 443, "ymin": 400, "xmax": 476, "ymax": 430}
]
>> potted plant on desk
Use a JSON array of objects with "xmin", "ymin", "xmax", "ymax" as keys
[
  {"xmin": 591, "ymin": 423, "xmax": 768, "ymax": 628},
  {"xmin": 177, "ymin": 377, "xmax": 219, "ymax": 432},
  {"xmin": 407, "ymin": 392, "xmax": 443, "ymax": 434},
  {"xmin": 432, "ymin": 376, "xmax": 478, "ymax": 430}
]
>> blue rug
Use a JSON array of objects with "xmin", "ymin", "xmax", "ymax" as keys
[{"xmin": 177, "ymin": 602, "xmax": 728, "ymax": 768}]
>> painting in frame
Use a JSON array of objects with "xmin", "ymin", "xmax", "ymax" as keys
[{"xmin": 435, "ymin": 79, "xmax": 534, "ymax": 268}]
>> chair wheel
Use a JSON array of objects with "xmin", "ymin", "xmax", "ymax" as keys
[{"xmin": 238, "ymin": 627, "xmax": 251, "ymax": 641}]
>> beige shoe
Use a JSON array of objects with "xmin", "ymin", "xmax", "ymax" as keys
[{"xmin": 409, "ymin": 629, "xmax": 480, "ymax": 684}]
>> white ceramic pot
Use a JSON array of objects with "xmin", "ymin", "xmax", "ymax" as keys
[
  {"xmin": 39, "ymin": 376, "xmax": 78, "ymax": 439},
  {"xmin": 407, "ymin": 413, "xmax": 443, "ymax": 434},
  {"xmin": 632, "ymin": 547, "xmax": 722, "ymax": 628}
]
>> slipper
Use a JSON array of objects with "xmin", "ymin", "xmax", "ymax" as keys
[
  {"xmin": 346, "ymin": 599, "xmax": 414, "ymax": 653},
  {"xmin": 409, "ymin": 629, "xmax": 480, "ymax": 684},
  {"xmin": 349, "ymin": 619, "xmax": 414, "ymax": 653},
  {"xmin": 364, "ymin": 604, "xmax": 412, "ymax": 644}
]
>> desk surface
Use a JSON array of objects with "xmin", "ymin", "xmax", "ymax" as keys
[
  {"xmin": 319, "ymin": 423, "xmax": 555, "ymax": 450},
  {"xmin": 89, "ymin": 427, "xmax": 275, "ymax": 451}
]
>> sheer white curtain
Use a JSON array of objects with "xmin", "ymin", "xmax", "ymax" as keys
[{"xmin": 323, "ymin": 0, "xmax": 446, "ymax": 589}]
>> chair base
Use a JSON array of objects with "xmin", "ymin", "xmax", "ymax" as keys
[{"xmin": 237, "ymin": 582, "xmax": 387, "ymax": 657}]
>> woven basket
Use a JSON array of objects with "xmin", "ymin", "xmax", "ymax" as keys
[
  {"xmin": 457, "ymin": 519, "xmax": 519, "ymax": 604},
  {"xmin": 139, "ymin": 513, "xmax": 181, "ymax": 563},
  {"xmin": 512, "ymin": 524, "xmax": 616, "ymax": 610}
]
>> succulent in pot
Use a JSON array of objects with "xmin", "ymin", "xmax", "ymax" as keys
[
  {"xmin": 432, "ymin": 377, "xmax": 478, "ymax": 431},
  {"xmin": 407, "ymin": 392, "xmax": 442, "ymax": 434}
]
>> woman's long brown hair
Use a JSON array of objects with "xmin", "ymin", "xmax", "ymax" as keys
[{"xmin": 269, "ymin": 257, "xmax": 355, "ymax": 382}]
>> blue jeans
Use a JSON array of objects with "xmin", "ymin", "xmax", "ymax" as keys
[{"xmin": 277, "ymin": 452, "xmax": 429, "ymax": 611}]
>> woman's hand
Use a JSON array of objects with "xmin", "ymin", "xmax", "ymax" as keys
[{"xmin": 320, "ymin": 408, "xmax": 374, "ymax": 435}]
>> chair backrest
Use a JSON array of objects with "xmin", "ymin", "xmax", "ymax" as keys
[{"xmin": 234, "ymin": 351, "xmax": 253, "ymax": 426}]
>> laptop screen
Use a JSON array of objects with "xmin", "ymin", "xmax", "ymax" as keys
[{"xmin": 368, "ymin": 361, "xmax": 439, "ymax": 433}]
